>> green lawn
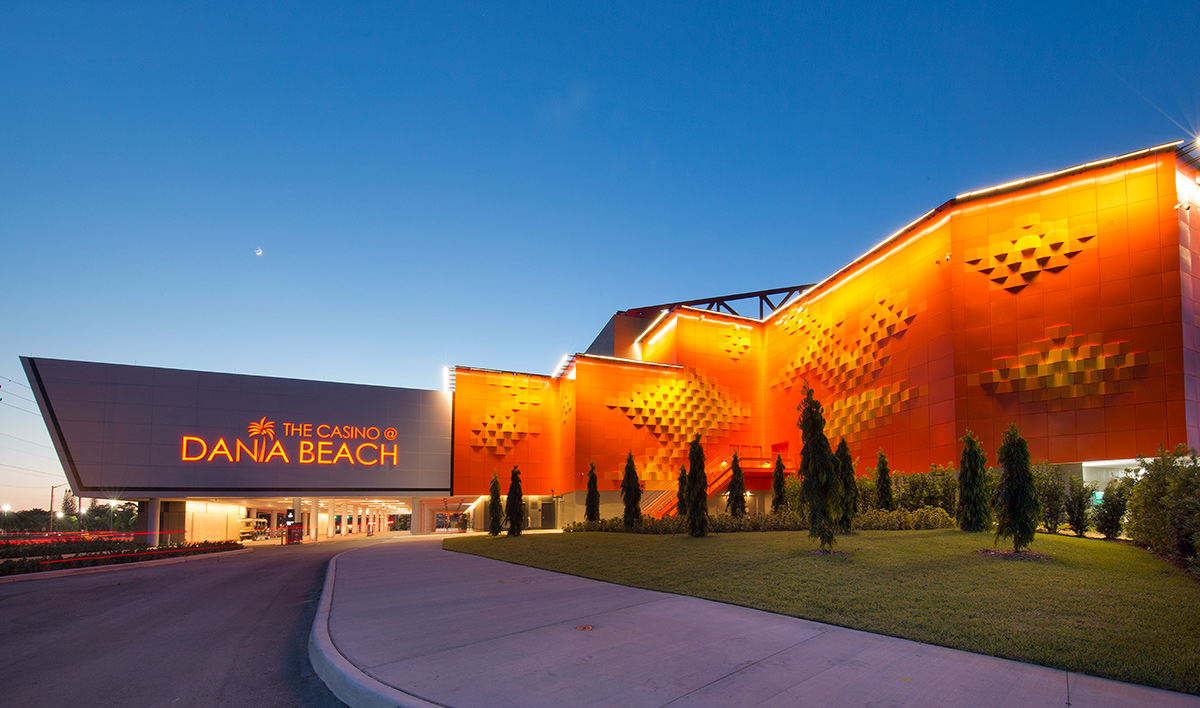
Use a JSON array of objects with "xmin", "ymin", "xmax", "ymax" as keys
[{"xmin": 444, "ymin": 530, "xmax": 1200, "ymax": 695}]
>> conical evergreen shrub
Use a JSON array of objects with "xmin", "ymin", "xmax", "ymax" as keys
[
  {"xmin": 585, "ymin": 462, "xmax": 600, "ymax": 523},
  {"xmin": 676, "ymin": 465, "xmax": 688, "ymax": 518},
  {"xmin": 726, "ymin": 451, "xmax": 747, "ymax": 518},
  {"xmin": 686, "ymin": 435, "xmax": 709, "ymax": 537},
  {"xmin": 799, "ymin": 383, "xmax": 840, "ymax": 551},
  {"xmin": 957, "ymin": 429, "xmax": 991, "ymax": 532},
  {"xmin": 834, "ymin": 438, "xmax": 856, "ymax": 532},
  {"xmin": 620, "ymin": 452, "xmax": 642, "ymax": 530},
  {"xmin": 875, "ymin": 451, "xmax": 894, "ymax": 511},
  {"xmin": 993, "ymin": 424, "xmax": 1040, "ymax": 551},
  {"xmin": 505, "ymin": 465, "xmax": 524, "ymax": 536},
  {"xmin": 771, "ymin": 454, "xmax": 786, "ymax": 513},
  {"xmin": 488, "ymin": 471, "xmax": 503, "ymax": 536}
]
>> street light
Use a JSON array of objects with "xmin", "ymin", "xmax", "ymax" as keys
[
  {"xmin": 107, "ymin": 499, "xmax": 117, "ymax": 534},
  {"xmin": 1, "ymin": 504, "xmax": 9, "ymax": 534},
  {"xmin": 48, "ymin": 484, "xmax": 65, "ymax": 536}
]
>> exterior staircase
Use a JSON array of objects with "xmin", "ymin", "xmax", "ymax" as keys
[{"xmin": 642, "ymin": 454, "xmax": 783, "ymax": 518}]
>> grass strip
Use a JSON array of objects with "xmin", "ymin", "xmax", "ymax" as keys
[{"xmin": 445, "ymin": 529, "xmax": 1200, "ymax": 695}]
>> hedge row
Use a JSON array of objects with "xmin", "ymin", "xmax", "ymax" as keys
[
  {"xmin": 563, "ymin": 508, "xmax": 952, "ymax": 534},
  {"xmin": 0, "ymin": 541, "xmax": 242, "ymax": 576}
]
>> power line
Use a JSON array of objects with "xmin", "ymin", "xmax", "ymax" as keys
[
  {"xmin": 0, "ymin": 375, "xmax": 32, "ymax": 391},
  {"xmin": 0, "ymin": 462, "xmax": 63, "ymax": 478},
  {"xmin": 0, "ymin": 432, "xmax": 51, "ymax": 449},
  {"xmin": 0, "ymin": 386, "xmax": 36, "ymax": 404},
  {"xmin": 0, "ymin": 442, "xmax": 55, "ymax": 459},
  {"xmin": 0, "ymin": 401, "xmax": 40, "ymax": 416}
]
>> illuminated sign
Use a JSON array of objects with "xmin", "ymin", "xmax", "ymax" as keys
[
  {"xmin": 180, "ymin": 417, "xmax": 401, "ymax": 466},
  {"xmin": 22, "ymin": 357, "xmax": 453, "ymax": 496}
]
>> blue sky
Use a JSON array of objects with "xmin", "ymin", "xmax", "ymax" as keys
[{"xmin": 2, "ymin": 2, "xmax": 1197, "ymax": 509}]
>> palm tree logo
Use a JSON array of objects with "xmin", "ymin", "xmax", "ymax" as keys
[{"xmin": 248, "ymin": 417, "xmax": 275, "ymax": 462}]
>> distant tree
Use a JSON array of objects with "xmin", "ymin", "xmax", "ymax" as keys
[
  {"xmin": 676, "ymin": 465, "xmax": 688, "ymax": 518},
  {"xmin": 505, "ymin": 466, "xmax": 524, "ymax": 536},
  {"xmin": 61, "ymin": 489, "xmax": 78, "ymax": 516},
  {"xmin": 686, "ymin": 435, "xmax": 709, "ymax": 537},
  {"xmin": 726, "ymin": 451, "xmax": 747, "ymax": 518},
  {"xmin": 798, "ymin": 383, "xmax": 840, "ymax": 551},
  {"xmin": 993, "ymin": 424, "xmax": 1041, "ymax": 552},
  {"xmin": 488, "ymin": 471, "xmax": 503, "ymax": 536},
  {"xmin": 957, "ymin": 430, "xmax": 992, "ymax": 532},
  {"xmin": 833, "ymin": 438, "xmax": 856, "ymax": 533},
  {"xmin": 1033, "ymin": 462, "xmax": 1066, "ymax": 533},
  {"xmin": 83, "ymin": 499, "xmax": 106, "ymax": 533},
  {"xmin": 620, "ymin": 452, "xmax": 642, "ymax": 530},
  {"xmin": 771, "ymin": 454, "xmax": 786, "ymax": 513},
  {"xmin": 1064, "ymin": 475, "xmax": 1097, "ymax": 537},
  {"xmin": 584, "ymin": 463, "xmax": 600, "ymax": 523},
  {"xmin": 1096, "ymin": 476, "xmax": 1136, "ymax": 539},
  {"xmin": 875, "ymin": 451, "xmax": 894, "ymax": 511}
]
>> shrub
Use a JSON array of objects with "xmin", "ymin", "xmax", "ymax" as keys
[
  {"xmin": 875, "ymin": 451, "xmax": 894, "ymax": 511},
  {"xmin": 1128, "ymin": 445, "xmax": 1200, "ymax": 567},
  {"xmin": 993, "ymin": 424, "xmax": 1040, "ymax": 552},
  {"xmin": 833, "ymin": 438, "xmax": 856, "ymax": 533},
  {"xmin": 620, "ymin": 452, "xmax": 642, "ymax": 531},
  {"xmin": 505, "ymin": 465, "xmax": 524, "ymax": 536},
  {"xmin": 1033, "ymin": 462, "xmax": 1066, "ymax": 533},
  {"xmin": 798, "ymin": 383, "xmax": 839, "ymax": 551},
  {"xmin": 685, "ymin": 436, "xmax": 708, "ymax": 537},
  {"xmin": 784, "ymin": 473, "xmax": 804, "ymax": 517},
  {"xmin": 563, "ymin": 512, "xmax": 810, "ymax": 534},
  {"xmin": 584, "ymin": 463, "xmax": 600, "ymax": 523},
  {"xmin": 488, "ymin": 471, "xmax": 503, "ymax": 536},
  {"xmin": 1095, "ymin": 476, "xmax": 1136, "ymax": 539},
  {"xmin": 896, "ymin": 465, "xmax": 956, "ymax": 516},
  {"xmin": 726, "ymin": 451, "xmax": 747, "ymax": 518},
  {"xmin": 957, "ymin": 430, "xmax": 991, "ymax": 532},
  {"xmin": 856, "ymin": 476, "xmax": 877, "ymax": 514},
  {"xmin": 1064, "ymin": 475, "xmax": 1097, "ymax": 537},
  {"xmin": 854, "ymin": 506, "xmax": 955, "ymax": 530},
  {"xmin": 771, "ymin": 454, "xmax": 786, "ymax": 513}
]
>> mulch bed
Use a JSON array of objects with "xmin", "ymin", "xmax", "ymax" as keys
[
  {"xmin": 977, "ymin": 548, "xmax": 1052, "ymax": 562},
  {"xmin": 809, "ymin": 549, "xmax": 849, "ymax": 556}
]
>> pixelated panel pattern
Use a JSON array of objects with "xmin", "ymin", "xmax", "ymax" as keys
[
  {"xmin": 826, "ymin": 381, "xmax": 928, "ymax": 442},
  {"xmin": 968, "ymin": 325, "xmax": 1165, "ymax": 410},
  {"xmin": 605, "ymin": 370, "xmax": 750, "ymax": 481},
  {"xmin": 771, "ymin": 289, "xmax": 918, "ymax": 393},
  {"xmin": 722, "ymin": 332, "xmax": 751, "ymax": 360},
  {"xmin": 964, "ymin": 213, "xmax": 1097, "ymax": 292},
  {"xmin": 468, "ymin": 375, "xmax": 545, "ymax": 455}
]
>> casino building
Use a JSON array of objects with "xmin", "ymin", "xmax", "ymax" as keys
[{"xmin": 24, "ymin": 138, "xmax": 1200, "ymax": 542}]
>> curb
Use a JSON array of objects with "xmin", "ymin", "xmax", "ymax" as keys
[
  {"xmin": 0, "ymin": 547, "xmax": 253, "ymax": 584},
  {"xmin": 308, "ymin": 551, "xmax": 447, "ymax": 708}
]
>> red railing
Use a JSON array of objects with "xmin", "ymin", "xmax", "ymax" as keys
[{"xmin": 643, "ymin": 454, "xmax": 787, "ymax": 518}]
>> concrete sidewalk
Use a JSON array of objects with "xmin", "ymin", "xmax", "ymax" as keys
[{"xmin": 310, "ymin": 537, "xmax": 1200, "ymax": 708}]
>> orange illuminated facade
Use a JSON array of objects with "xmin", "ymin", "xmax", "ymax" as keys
[{"xmin": 451, "ymin": 140, "xmax": 1200, "ymax": 520}]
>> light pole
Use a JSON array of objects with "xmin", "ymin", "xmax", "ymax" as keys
[
  {"xmin": 48, "ymin": 484, "xmax": 65, "ymax": 536},
  {"xmin": 1, "ymin": 504, "xmax": 9, "ymax": 534},
  {"xmin": 107, "ymin": 500, "xmax": 117, "ymax": 534}
]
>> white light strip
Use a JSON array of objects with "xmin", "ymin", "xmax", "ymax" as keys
[
  {"xmin": 675, "ymin": 305, "xmax": 762, "ymax": 325},
  {"xmin": 955, "ymin": 141, "xmax": 1183, "ymax": 200},
  {"xmin": 576, "ymin": 353, "xmax": 684, "ymax": 369},
  {"xmin": 803, "ymin": 215, "xmax": 951, "ymax": 309},
  {"xmin": 632, "ymin": 309, "xmax": 670, "ymax": 346}
]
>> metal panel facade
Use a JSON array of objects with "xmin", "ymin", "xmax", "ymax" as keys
[{"xmin": 23, "ymin": 357, "xmax": 452, "ymax": 496}]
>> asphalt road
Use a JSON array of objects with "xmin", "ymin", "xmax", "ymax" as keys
[{"xmin": 0, "ymin": 535, "xmax": 390, "ymax": 708}]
